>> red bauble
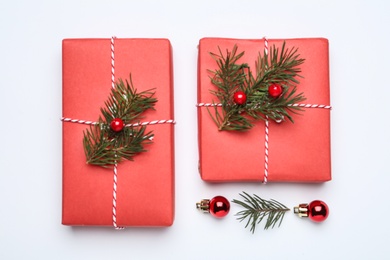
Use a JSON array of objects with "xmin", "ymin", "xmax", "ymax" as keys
[
  {"xmin": 110, "ymin": 118, "xmax": 125, "ymax": 132},
  {"xmin": 233, "ymin": 91, "xmax": 247, "ymax": 105},
  {"xmin": 308, "ymin": 200, "xmax": 329, "ymax": 222},
  {"xmin": 268, "ymin": 84, "xmax": 283, "ymax": 98},
  {"xmin": 294, "ymin": 200, "xmax": 329, "ymax": 222},
  {"xmin": 209, "ymin": 196, "xmax": 230, "ymax": 218}
]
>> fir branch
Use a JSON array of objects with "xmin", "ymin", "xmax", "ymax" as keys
[
  {"xmin": 83, "ymin": 75, "xmax": 157, "ymax": 167},
  {"xmin": 101, "ymin": 75, "xmax": 157, "ymax": 123},
  {"xmin": 232, "ymin": 192, "xmax": 290, "ymax": 234},
  {"xmin": 83, "ymin": 121, "xmax": 116, "ymax": 167},
  {"xmin": 207, "ymin": 42, "xmax": 306, "ymax": 131},
  {"xmin": 83, "ymin": 121, "xmax": 153, "ymax": 167},
  {"xmin": 253, "ymin": 42, "xmax": 304, "ymax": 87}
]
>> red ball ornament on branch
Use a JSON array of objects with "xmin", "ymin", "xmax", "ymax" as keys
[
  {"xmin": 233, "ymin": 91, "xmax": 247, "ymax": 105},
  {"xmin": 110, "ymin": 118, "xmax": 125, "ymax": 132},
  {"xmin": 196, "ymin": 196, "xmax": 230, "ymax": 218},
  {"xmin": 268, "ymin": 84, "xmax": 283, "ymax": 98}
]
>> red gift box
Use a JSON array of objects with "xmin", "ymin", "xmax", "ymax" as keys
[
  {"xmin": 62, "ymin": 38, "xmax": 175, "ymax": 227},
  {"xmin": 197, "ymin": 37, "xmax": 331, "ymax": 182}
]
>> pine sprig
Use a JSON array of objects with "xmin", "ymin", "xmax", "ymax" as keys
[
  {"xmin": 83, "ymin": 75, "xmax": 157, "ymax": 167},
  {"xmin": 83, "ymin": 121, "xmax": 153, "ymax": 166},
  {"xmin": 101, "ymin": 76, "xmax": 157, "ymax": 123},
  {"xmin": 232, "ymin": 192, "xmax": 290, "ymax": 234},
  {"xmin": 208, "ymin": 42, "xmax": 306, "ymax": 131}
]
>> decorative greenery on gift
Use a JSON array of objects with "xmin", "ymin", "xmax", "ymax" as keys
[
  {"xmin": 83, "ymin": 75, "xmax": 157, "ymax": 167},
  {"xmin": 207, "ymin": 42, "xmax": 306, "ymax": 131}
]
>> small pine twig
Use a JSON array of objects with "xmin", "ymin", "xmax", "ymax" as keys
[
  {"xmin": 101, "ymin": 76, "xmax": 157, "ymax": 123},
  {"xmin": 232, "ymin": 192, "xmax": 290, "ymax": 234},
  {"xmin": 83, "ymin": 122, "xmax": 153, "ymax": 167}
]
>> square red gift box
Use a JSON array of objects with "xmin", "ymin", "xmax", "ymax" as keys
[
  {"xmin": 197, "ymin": 37, "xmax": 331, "ymax": 183},
  {"xmin": 62, "ymin": 38, "xmax": 175, "ymax": 227}
]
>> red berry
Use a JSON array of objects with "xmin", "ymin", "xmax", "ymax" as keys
[
  {"xmin": 110, "ymin": 118, "xmax": 125, "ymax": 132},
  {"xmin": 233, "ymin": 91, "xmax": 247, "ymax": 105},
  {"xmin": 268, "ymin": 84, "xmax": 283, "ymax": 98}
]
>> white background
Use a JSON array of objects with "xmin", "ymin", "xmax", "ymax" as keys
[{"xmin": 1, "ymin": 0, "xmax": 389, "ymax": 259}]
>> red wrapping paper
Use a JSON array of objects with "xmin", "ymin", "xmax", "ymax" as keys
[
  {"xmin": 62, "ymin": 38, "xmax": 174, "ymax": 226},
  {"xmin": 197, "ymin": 37, "xmax": 331, "ymax": 182}
]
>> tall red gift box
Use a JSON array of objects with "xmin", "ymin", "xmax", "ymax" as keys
[
  {"xmin": 62, "ymin": 38, "xmax": 175, "ymax": 226},
  {"xmin": 197, "ymin": 37, "xmax": 331, "ymax": 182}
]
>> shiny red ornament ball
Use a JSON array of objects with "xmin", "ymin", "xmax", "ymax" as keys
[
  {"xmin": 110, "ymin": 118, "xmax": 125, "ymax": 132},
  {"xmin": 233, "ymin": 91, "xmax": 247, "ymax": 105},
  {"xmin": 308, "ymin": 200, "xmax": 329, "ymax": 222},
  {"xmin": 209, "ymin": 196, "xmax": 230, "ymax": 218},
  {"xmin": 268, "ymin": 84, "xmax": 283, "ymax": 98}
]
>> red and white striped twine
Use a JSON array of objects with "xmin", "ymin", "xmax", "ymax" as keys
[
  {"xmin": 60, "ymin": 118, "xmax": 98, "ymax": 125},
  {"xmin": 263, "ymin": 115, "xmax": 269, "ymax": 184},
  {"xmin": 61, "ymin": 117, "xmax": 175, "ymax": 127},
  {"xmin": 125, "ymin": 119, "xmax": 176, "ymax": 127},
  {"xmin": 197, "ymin": 37, "xmax": 331, "ymax": 183},
  {"xmin": 112, "ymin": 164, "xmax": 124, "ymax": 230},
  {"xmin": 110, "ymin": 37, "xmax": 124, "ymax": 229},
  {"xmin": 196, "ymin": 103, "xmax": 332, "ymax": 110},
  {"xmin": 289, "ymin": 103, "xmax": 332, "ymax": 109},
  {"xmin": 111, "ymin": 36, "xmax": 116, "ymax": 90},
  {"xmin": 196, "ymin": 103, "xmax": 222, "ymax": 107},
  {"xmin": 263, "ymin": 38, "xmax": 269, "ymax": 184},
  {"xmin": 264, "ymin": 37, "xmax": 269, "ymax": 56},
  {"xmin": 62, "ymin": 36, "xmax": 175, "ymax": 229}
]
